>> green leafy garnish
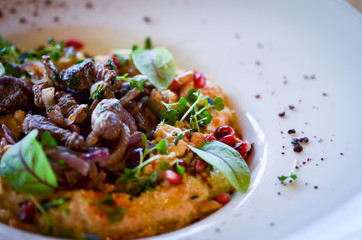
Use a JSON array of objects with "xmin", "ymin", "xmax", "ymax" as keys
[
  {"xmin": 119, "ymin": 170, "xmax": 158, "ymax": 198},
  {"xmin": 42, "ymin": 197, "xmax": 70, "ymax": 214},
  {"xmin": 173, "ymin": 129, "xmax": 191, "ymax": 146},
  {"xmin": 161, "ymin": 88, "xmax": 224, "ymax": 132},
  {"xmin": 21, "ymin": 37, "xmax": 65, "ymax": 62},
  {"xmin": 90, "ymin": 83, "xmax": 109, "ymax": 100},
  {"xmin": 84, "ymin": 193, "xmax": 127, "ymax": 223},
  {"xmin": 41, "ymin": 131, "xmax": 58, "ymax": 148},
  {"xmin": 118, "ymin": 134, "xmax": 168, "ymax": 197},
  {"xmin": 0, "ymin": 129, "xmax": 58, "ymax": 195},
  {"xmin": 133, "ymin": 133, "xmax": 168, "ymax": 176},
  {"xmin": 0, "ymin": 62, "xmax": 5, "ymax": 77},
  {"xmin": 107, "ymin": 58, "xmax": 116, "ymax": 70},
  {"xmin": 132, "ymin": 38, "xmax": 176, "ymax": 90},
  {"xmin": 0, "ymin": 35, "xmax": 20, "ymax": 64},
  {"xmin": 278, "ymin": 159, "xmax": 298, "ymax": 183},
  {"xmin": 116, "ymin": 73, "xmax": 148, "ymax": 91},
  {"xmin": 189, "ymin": 140, "xmax": 250, "ymax": 193}
]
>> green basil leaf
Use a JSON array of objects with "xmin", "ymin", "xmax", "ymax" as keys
[
  {"xmin": 0, "ymin": 129, "xmax": 58, "ymax": 195},
  {"xmin": 0, "ymin": 62, "xmax": 4, "ymax": 77},
  {"xmin": 132, "ymin": 47, "xmax": 176, "ymax": 90},
  {"xmin": 189, "ymin": 140, "xmax": 250, "ymax": 193}
]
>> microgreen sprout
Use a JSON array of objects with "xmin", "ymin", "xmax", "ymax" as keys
[
  {"xmin": 161, "ymin": 88, "xmax": 224, "ymax": 132},
  {"xmin": 278, "ymin": 159, "xmax": 298, "ymax": 183}
]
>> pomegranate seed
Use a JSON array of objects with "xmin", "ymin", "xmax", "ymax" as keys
[
  {"xmin": 204, "ymin": 135, "xmax": 216, "ymax": 141},
  {"xmin": 106, "ymin": 55, "xmax": 120, "ymax": 69},
  {"xmin": 172, "ymin": 159, "xmax": 188, "ymax": 172},
  {"xmin": 219, "ymin": 135, "xmax": 236, "ymax": 146},
  {"xmin": 165, "ymin": 170, "xmax": 182, "ymax": 185},
  {"xmin": 168, "ymin": 78, "xmax": 182, "ymax": 91},
  {"xmin": 234, "ymin": 141, "xmax": 251, "ymax": 155},
  {"xmin": 214, "ymin": 193, "xmax": 231, "ymax": 205},
  {"xmin": 65, "ymin": 38, "xmax": 84, "ymax": 49},
  {"xmin": 20, "ymin": 201, "xmax": 36, "ymax": 223},
  {"xmin": 215, "ymin": 126, "xmax": 235, "ymax": 140},
  {"xmin": 193, "ymin": 70, "xmax": 206, "ymax": 88},
  {"xmin": 195, "ymin": 159, "xmax": 208, "ymax": 173}
]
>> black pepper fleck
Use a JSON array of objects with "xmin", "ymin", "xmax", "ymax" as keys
[
  {"xmin": 9, "ymin": 8, "xmax": 17, "ymax": 14},
  {"xmin": 44, "ymin": 0, "xmax": 52, "ymax": 6},
  {"xmin": 314, "ymin": 186, "xmax": 319, "ymax": 189},
  {"xmin": 278, "ymin": 112, "xmax": 285, "ymax": 117},
  {"xmin": 19, "ymin": 17, "xmax": 27, "ymax": 24},
  {"xmin": 323, "ymin": 93, "xmax": 327, "ymax": 96},
  {"xmin": 288, "ymin": 105, "xmax": 295, "ymax": 110},
  {"xmin": 0, "ymin": 9, "xmax": 3, "ymax": 18},
  {"xmin": 53, "ymin": 16, "xmax": 59, "ymax": 22},
  {"xmin": 257, "ymin": 43, "xmax": 263, "ymax": 48},
  {"xmin": 277, "ymin": 192, "xmax": 281, "ymax": 195},
  {"xmin": 143, "ymin": 16, "xmax": 151, "ymax": 23},
  {"xmin": 85, "ymin": 2, "xmax": 93, "ymax": 9},
  {"xmin": 255, "ymin": 60, "xmax": 261, "ymax": 66},
  {"xmin": 340, "ymin": 153, "xmax": 344, "ymax": 156}
]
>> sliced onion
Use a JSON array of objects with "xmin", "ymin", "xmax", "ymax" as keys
[
  {"xmin": 46, "ymin": 147, "xmax": 90, "ymax": 176},
  {"xmin": 1, "ymin": 124, "xmax": 16, "ymax": 145},
  {"xmin": 128, "ymin": 132, "xmax": 142, "ymax": 146},
  {"xmin": 0, "ymin": 76, "xmax": 33, "ymax": 97},
  {"xmin": 41, "ymin": 87, "xmax": 55, "ymax": 109},
  {"xmin": 82, "ymin": 148, "xmax": 109, "ymax": 162}
]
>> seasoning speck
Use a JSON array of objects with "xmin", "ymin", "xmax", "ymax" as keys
[
  {"xmin": 255, "ymin": 94, "xmax": 260, "ymax": 99},
  {"xmin": 278, "ymin": 112, "xmax": 285, "ymax": 117},
  {"xmin": 340, "ymin": 153, "xmax": 344, "ymax": 156},
  {"xmin": 44, "ymin": 0, "xmax": 52, "ymax": 6},
  {"xmin": 19, "ymin": 17, "xmax": 27, "ymax": 24},
  {"xmin": 53, "ymin": 16, "xmax": 59, "ymax": 22},
  {"xmin": 9, "ymin": 8, "xmax": 17, "ymax": 14},
  {"xmin": 323, "ymin": 93, "xmax": 327, "ymax": 96},
  {"xmin": 281, "ymin": 152, "xmax": 285, "ymax": 155},
  {"xmin": 277, "ymin": 192, "xmax": 281, "ymax": 195},
  {"xmin": 85, "ymin": 2, "xmax": 93, "ymax": 9},
  {"xmin": 314, "ymin": 186, "xmax": 319, "ymax": 189},
  {"xmin": 288, "ymin": 105, "xmax": 295, "ymax": 110},
  {"xmin": 0, "ymin": 9, "xmax": 3, "ymax": 18},
  {"xmin": 143, "ymin": 16, "xmax": 151, "ymax": 23},
  {"xmin": 288, "ymin": 129, "xmax": 296, "ymax": 134},
  {"xmin": 270, "ymin": 222, "xmax": 275, "ymax": 227}
]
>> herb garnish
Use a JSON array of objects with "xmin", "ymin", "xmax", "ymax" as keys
[
  {"xmin": 161, "ymin": 88, "xmax": 224, "ymax": 132},
  {"xmin": 118, "ymin": 134, "xmax": 167, "ymax": 197},
  {"xmin": 42, "ymin": 197, "xmax": 70, "ymax": 214},
  {"xmin": 131, "ymin": 38, "xmax": 176, "ymax": 89},
  {"xmin": 0, "ymin": 129, "xmax": 58, "ymax": 195},
  {"xmin": 84, "ymin": 193, "xmax": 127, "ymax": 223},
  {"xmin": 278, "ymin": 159, "xmax": 298, "ymax": 183},
  {"xmin": 116, "ymin": 73, "xmax": 148, "ymax": 91},
  {"xmin": 21, "ymin": 37, "xmax": 66, "ymax": 62},
  {"xmin": 189, "ymin": 140, "xmax": 250, "ymax": 193},
  {"xmin": 41, "ymin": 131, "xmax": 58, "ymax": 148}
]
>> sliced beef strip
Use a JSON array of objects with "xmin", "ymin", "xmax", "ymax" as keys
[
  {"xmin": 86, "ymin": 99, "xmax": 137, "ymax": 171},
  {"xmin": 22, "ymin": 114, "xmax": 85, "ymax": 150},
  {"xmin": 60, "ymin": 59, "xmax": 96, "ymax": 91},
  {"xmin": 51, "ymin": 91, "xmax": 88, "ymax": 126},
  {"xmin": 42, "ymin": 55, "xmax": 60, "ymax": 85},
  {"xmin": 0, "ymin": 84, "xmax": 30, "ymax": 113}
]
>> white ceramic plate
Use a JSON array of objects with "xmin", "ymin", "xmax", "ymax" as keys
[{"xmin": 0, "ymin": 0, "xmax": 361, "ymax": 239}]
